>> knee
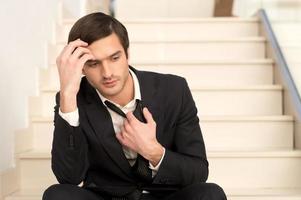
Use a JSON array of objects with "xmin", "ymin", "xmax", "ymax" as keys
[
  {"xmin": 42, "ymin": 184, "xmax": 66, "ymax": 200},
  {"xmin": 203, "ymin": 183, "xmax": 227, "ymax": 200}
]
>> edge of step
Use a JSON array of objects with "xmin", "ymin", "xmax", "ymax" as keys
[
  {"xmin": 30, "ymin": 115, "xmax": 294, "ymax": 123},
  {"xmin": 39, "ymin": 85, "xmax": 284, "ymax": 93},
  {"xmin": 48, "ymin": 59, "xmax": 274, "ymax": 66},
  {"xmin": 6, "ymin": 187, "xmax": 301, "ymax": 199},
  {"xmin": 18, "ymin": 149, "xmax": 301, "ymax": 159},
  {"xmin": 62, "ymin": 18, "xmax": 260, "ymax": 25},
  {"xmin": 49, "ymin": 59, "xmax": 274, "ymax": 66},
  {"xmin": 56, "ymin": 37, "xmax": 266, "ymax": 44}
]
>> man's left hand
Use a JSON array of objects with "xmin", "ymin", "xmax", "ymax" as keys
[{"xmin": 116, "ymin": 107, "xmax": 164, "ymax": 167}]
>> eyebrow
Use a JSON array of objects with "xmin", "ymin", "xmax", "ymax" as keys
[{"xmin": 87, "ymin": 50, "xmax": 122, "ymax": 63}]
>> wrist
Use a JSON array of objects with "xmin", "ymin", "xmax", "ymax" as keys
[
  {"xmin": 146, "ymin": 143, "xmax": 164, "ymax": 167},
  {"xmin": 60, "ymin": 92, "xmax": 78, "ymax": 113}
]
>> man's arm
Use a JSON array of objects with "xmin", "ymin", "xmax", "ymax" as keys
[
  {"xmin": 51, "ymin": 39, "xmax": 95, "ymax": 184},
  {"xmin": 152, "ymin": 78, "xmax": 209, "ymax": 186},
  {"xmin": 51, "ymin": 92, "xmax": 89, "ymax": 185}
]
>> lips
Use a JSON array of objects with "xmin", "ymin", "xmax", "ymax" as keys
[{"xmin": 103, "ymin": 80, "xmax": 117, "ymax": 88}]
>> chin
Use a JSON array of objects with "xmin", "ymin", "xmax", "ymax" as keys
[{"xmin": 100, "ymin": 86, "xmax": 122, "ymax": 98}]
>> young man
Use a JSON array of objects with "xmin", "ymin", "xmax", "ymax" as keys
[{"xmin": 43, "ymin": 12, "xmax": 227, "ymax": 200}]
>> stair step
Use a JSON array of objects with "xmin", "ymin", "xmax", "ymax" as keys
[
  {"xmin": 16, "ymin": 150, "xmax": 301, "ymax": 190},
  {"xmin": 5, "ymin": 188, "xmax": 301, "ymax": 200},
  {"xmin": 57, "ymin": 18, "xmax": 260, "ymax": 43},
  {"xmin": 29, "ymin": 85, "xmax": 283, "ymax": 117},
  {"xmin": 114, "ymin": 0, "xmax": 215, "ymax": 18},
  {"xmin": 41, "ymin": 60, "xmax": 274, "ymax": 89},
  {"xmin": 49, "ymin": 38, "xmax": 266, "ymax": 65},
  {"xmin": 24, "ymin": 115, "xmax": 293, "ymax": 154}
]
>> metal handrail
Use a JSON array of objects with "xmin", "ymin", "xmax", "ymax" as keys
[{"xmin": 258, "ymin": 9, "xmax": 301, "ymax": 117}]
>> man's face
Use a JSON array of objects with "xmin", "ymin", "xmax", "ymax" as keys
[{"xmin": 83, "ymin": 33, "xmax": 130, "ymax": 99}]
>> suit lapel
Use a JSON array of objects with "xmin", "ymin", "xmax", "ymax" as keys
[
  {"xmin": 82, "ymin": 79, "xmax": 133, "ymax": 177},
  {"xmin": 131, "ymin": 67, "xmax": 162, "ymax": 122}
]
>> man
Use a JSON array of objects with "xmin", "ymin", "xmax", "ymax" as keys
[{"xmin": 43, "ymin": 12, "xmax": 227, "ymax": 200}]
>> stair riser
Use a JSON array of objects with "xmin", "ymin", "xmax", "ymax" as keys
[
  {"xmin": 19, "ymin": 159, "xmax": 57, "ymax": 191},
  {"xmin": 29, "ymin": 119, "xmax": 293, "ymax": 151},
  {"xmin": 115, "ymin": 0, "xmax": 215, "ymax": 18},
  {"xmin": 40, "ymin": 64, "xmax": 274, "ymax": 89},
  {"xmin": 28, "ymin": 94, "xmax": 56, "ymax": 118},
  {"xmin": 202, "ymin": 120, "xmax": 293, "ymax": 151},
  {"xmin": 19, "ymin": 156, "xmax": 301, "ymax": 190},
  {"xmin": 193, "ymin": 89, "xmax": 282, "ymax": 116},
  {"xmin": 57, "ymin": 21, "xmax": 259, "ymax": 43},
  {"xmin": 15, "ymin": 129, "xmax": 33, "ymax": 154},
  {"xmin": 49, "ymin": 42, "xmax": 266, "ymax": 64},
  {"xmin": 5, "ymin": 195, "xmax": 301, "ymax": 200},
  {"xmin": 29, "ymin": 89, "xmax": 283, "ymax": 117},
  {"xmin": 209, "ymin": 156, "xmax": 301, "ymax": 189}
]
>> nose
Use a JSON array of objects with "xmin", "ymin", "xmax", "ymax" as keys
[{"xmin": 102, "ymin": 61, "xmax": 112, "ymax": 79}]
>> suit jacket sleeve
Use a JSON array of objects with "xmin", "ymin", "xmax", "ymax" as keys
[
  {"xmin": 51, "ymin": 92, "xmax": 89, "ymax": 185},
  {"xmin": 152, "ymin": 78, "xmax": 209, "ymax": 187}
]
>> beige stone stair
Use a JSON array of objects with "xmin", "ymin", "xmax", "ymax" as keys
[
  {"xmin": 40, "ymin": 60, "xmax": 274, "ymax": 89},
  {"xmin": 6, "ymin": 188, "xmax": 301, "ymax": 200},
  {"xmin": 29, "ymin": 85, "xmax": 283, "ymax": 118},
  {"xmin": 4, "ymin": 10, "xmax": 301, "ymax": 200},
  {"xmin": 13, "ymin": 150, "xmax": 301, "ymax": 193},
  {"xmin": 57, "ymin": 18, "xmax": 260, "ymax": 43},
  {"xmin": 20, "ymin": 115, "xmax": 294, "ymax": 151},
  {"xmin": 49, "ymin": 38, "xmax": 267, "ymax": 64}
]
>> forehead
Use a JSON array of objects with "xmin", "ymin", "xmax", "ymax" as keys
[{"xmin": 87, "ymin": 33, "xmax": 124, "ymax": 59}]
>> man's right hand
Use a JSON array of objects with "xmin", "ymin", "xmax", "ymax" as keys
[{"xmin": 56, "ymin": 39, "xmax": 95, "ymax": 113}]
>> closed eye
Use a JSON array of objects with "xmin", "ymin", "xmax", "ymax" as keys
[
  {"xmin": 85, "ymin": 61, "xmax": 99, "ymax": 67},
  {"xmin": 111, "ymin": 55, "xmax": 120, "ymax": 61}
]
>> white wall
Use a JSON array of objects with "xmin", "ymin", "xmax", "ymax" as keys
[{"xmin": 0, "ymin": 0, "xmax": 85, "ymax": 172}]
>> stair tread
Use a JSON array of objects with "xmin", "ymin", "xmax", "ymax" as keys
[
  {"xmin": 57, "ymin": 37, "xmax": 266, "ymax": 43},
  {"xmin": 30, "ymin": 115, "xmax": 294, "ymax": 122},
  {"xmin": 47, "ymin": 59, "xmax": 274, "ymax": 66},
  {"xmin": 18, "ymin": 149, "xmax": 301, "ymax": 159},
  {"xmin": 63, "ymin": 17, "xmax": 259, "ymax": 24},
  {"xmin": 7, "ymin": 187, "xmax": 301, "ymax": 197}
]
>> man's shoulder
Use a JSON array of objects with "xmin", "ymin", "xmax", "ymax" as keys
[{"xmin": 135, "ymin": 68, "xmax": 186, "ymax": 86}]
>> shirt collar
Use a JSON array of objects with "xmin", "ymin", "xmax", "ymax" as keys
[{"xmin": 96, "ymin": 68, "xmax": 141, "ymax": 107}]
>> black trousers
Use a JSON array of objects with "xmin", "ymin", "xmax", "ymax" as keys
[{"xmin": 43, "ymin": 182, "xmax": 227, "ymax": 200}]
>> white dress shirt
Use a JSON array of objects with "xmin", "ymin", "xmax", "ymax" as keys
[{"xmin": 59, "ymin": 69, "xmax": 165, "ymax": 177}]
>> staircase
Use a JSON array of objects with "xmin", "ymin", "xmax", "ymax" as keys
[{"xmin": 4, "ymin": 4, "xmax": 301, "ymax": 200}]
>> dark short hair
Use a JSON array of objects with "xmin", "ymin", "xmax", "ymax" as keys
[{"xmin": 68, "ymin": 12, "xmax": 129, "ymax": 58}]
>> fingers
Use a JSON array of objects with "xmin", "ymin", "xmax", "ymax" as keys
[
  {"xmin": 116, "ymin": 126, "xmax": 129, "ymax": 146},
  {"xmin": 62, "ymin": 39, "xmax": 88, "ymax": 59},
  {"xmin": 71, "ymin": 47, "xmax": 93, "ymax": 60},
  {"xmin": 57, "ymin": 39, "xmax": 92, "ymax": 68},
  {"xmin": 143, "ymin": 107, "xmax": 155, "ymax": 124},
  {"xmin": 78, "ymin": 53, "xmax": 95, "ymax": 67},
  {"xmin": 123, "ymin": 119, "xmax": 134, "ymax": 133},
  {"xmin": 126, "ymin": 112, "xmax": 139, "ymax": 124}
]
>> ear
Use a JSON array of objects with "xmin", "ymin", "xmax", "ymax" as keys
[
  {"xmin": 126, "ymin": 48, "xmax": 130, "ymax": 61},
  {"xmin": 82, "ymin": 68, "xmax": 86, "ymax": 76}
]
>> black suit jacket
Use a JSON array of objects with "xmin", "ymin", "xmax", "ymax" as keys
[{"xmin": 51, "ymin": 66, "xmax": 208, "ymax": 196}]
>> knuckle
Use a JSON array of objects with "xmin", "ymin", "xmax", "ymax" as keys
[
  {"xmin": 125, "ymin": 124, "xmax": 131, "ymax": 131},
  {"xmin": 152, "ymin": 121, "xmax": 157, "ymax": 127}
]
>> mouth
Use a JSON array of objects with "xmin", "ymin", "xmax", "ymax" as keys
[{"xmin": 103, "ymin": 80, "xmax": 117, "ymax": 88}]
